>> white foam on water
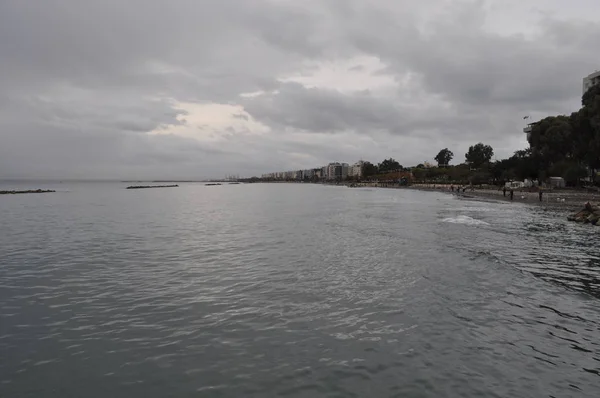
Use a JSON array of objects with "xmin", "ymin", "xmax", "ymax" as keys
[
  {"xmin": 447, "ymin": 206, "xmax": 496, "ymax": 213},
  {"xmin": 441, "ymin": 215, "xmax": 490, "ymax": 226}
]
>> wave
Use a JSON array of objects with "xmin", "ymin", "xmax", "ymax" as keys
[
  {"xmin": 448, "ymin": 206, "xmax": 495, "ymax": 212},
  {"xmin": 441, "ymin": 215, "xmax": 490, "ymax": 226}
]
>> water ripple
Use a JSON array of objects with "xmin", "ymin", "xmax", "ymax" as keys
[{"xmin": 1, "ymin": 183, "xmax": 599, "ymax": 397}]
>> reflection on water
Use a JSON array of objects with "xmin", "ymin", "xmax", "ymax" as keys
[{"xmin": 1, "ymin": 182, "xmax": 599, "ymax": 397}]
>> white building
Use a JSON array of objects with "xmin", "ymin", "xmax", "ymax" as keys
[
  {"xmin": 327, "ymin": 163, "xmax": 339, "ymax": 180},
  {"xmin": 523, "ymin": 124, "xmax": 533, "ymax": 141},
  {"xmin": 325, "ymin": 163, "xmax": 349, "ymax": 180},
  {"xmin": 583, "ymin": 70, "xmax": 600, "ymax": 95},
  {"xmin": 348, "ymin": 161, "xmax": 364, "ymax": 178},
  {"xmin": 284, "ymin": 171, "xmax": 295, "ymax": 180}
]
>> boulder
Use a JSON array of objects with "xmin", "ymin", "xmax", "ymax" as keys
[{"xmin": 568, "ymin": 202, "xmax": 600, "ymax": 224}]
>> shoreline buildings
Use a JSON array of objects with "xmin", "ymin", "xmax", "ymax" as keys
[{"xmin": 262, "ymin": 161, "xmax": 365, "ymax": 182}]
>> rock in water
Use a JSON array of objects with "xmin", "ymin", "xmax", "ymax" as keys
[{"xmin": 568, "ymin": 202, "xmax": 600, "ymax": 225}]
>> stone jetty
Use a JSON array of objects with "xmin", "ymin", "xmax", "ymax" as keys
[
  {"xmin": 567, "ymin": 202, "xmax": 600, "ymax": 225},
  {"xmin": 0, "ymin": 189, "xmax": 56, "ymax": 195},
  {"xmin": 126, "ymin": 185, "xmax": 179, "ymax": 189}
]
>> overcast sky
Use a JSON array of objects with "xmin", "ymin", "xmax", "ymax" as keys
[{"xmin": 1, "ymin": 0, "xmax": 599, "ymax": 179}]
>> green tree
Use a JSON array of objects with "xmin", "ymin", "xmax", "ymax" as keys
[
  {"xmin": 563, "ymin": 163, "xmax": 588, "ymax": 186},
  {"xmin": 378, "ymin": 158, "xmax": 402, "ymax": 173},
  {"xmin": 490, "ymin": 149, "xmax": 539, "ymax": 183},
  {"xmin": 465, "ymin": 143, "xmax": 494, "ymax": 168},
  {"xmin": 434, "ymin": 148, "xmax": 454, "ymax": 167},
  {"xmin": 361, "ymin": 162, "xmax": 379, "ymax": 178},
  {"xmin": 448, "ymin": 164, "xmax": 471, "ymax": 183},
  {"xmin": 412, "ymin": 168, "xmax": 427, "ymax": 181},
  {"xmin": 582, "ymin": 84, "xmax": 600, "ymax": 107},
  {"xmin": 572, "ymin": 86, "xmax": 600, "ymax": 181},
  {"xmin": 425, "ymin": 167, "xmax": 449, "ymax": 181},
  {"xmin": 528, "ymin": 116, "xmax": 573, "ymax": 174}
]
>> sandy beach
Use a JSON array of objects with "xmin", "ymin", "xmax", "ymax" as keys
[
  {"xmin": 346, "ymin": 181, "xmax": 600, "ymax": 213},
  {"xmin": 406, "ymin": 183, "xmax": 600, "ymax": 211}
]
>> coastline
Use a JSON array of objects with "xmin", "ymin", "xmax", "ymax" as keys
[
  {"xmin": 343, "ymin": 182, "xmax": 600, "ymax": 212},
  {"xmin": 406, "ymin": 184, "xmax": 599, "ymax": 209}
]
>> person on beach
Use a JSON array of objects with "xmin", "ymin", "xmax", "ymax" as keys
[
  {"xmin": 539, "ymin": 189, "xmax": 543, "ymax": 202},
  {"xmin": 451, "ymin": 184, "xmax": 454, "ymax": 192},
  {"xmin": 502, "ymin": 186, "xmax": 507, "ymax": 197},
  {"xmin": 510, "ymin": 189, "xmax": 514, "ymax": 200}
]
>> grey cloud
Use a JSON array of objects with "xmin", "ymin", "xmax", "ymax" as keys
[
  {"xmin": 0, "ymin": 0, "xmax": 318, "ymax": 102},
  {"xmin": 1, "ymin": 0, "xmax": 599, "ymax": 178},
  {"xmin": 243, "ymin": 83, "xmax": 399, "ymax": 133},
  {"xmin": 348, "ymin": 65, "xmax": 365, "ymax": 72},
  {"xmin": 2, "ymin": 94, "xmax": 187, "ymax": 134},
  {"xmin": 371, "ymin": 12, "xmax": 599, "ymax": 112},
  {"xmin": 232, "ymin": 113, "xmax": 250, "ymax": 121},
  {"xmin": 243, "ymin": 82, "xmax": 490, "ymax": 136},
  {"xmin": 239, "ymin": 0, "xmax": 600, "ymax": 161},
  {"xmin": 0, "ymin": 121, "xmax": 236, "ymax": 180}
]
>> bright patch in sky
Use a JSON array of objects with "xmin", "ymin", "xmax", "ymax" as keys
[
  {"xmin": 150, "ymin": 102, "xmax": 270, "ymax": 142},
  {"xmin": 278, "ymin": 56, "xmax": 397, "ymax": 94}
]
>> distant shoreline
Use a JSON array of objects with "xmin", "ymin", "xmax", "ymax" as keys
[
  {"xmin": 126, "ymin": 185, "xmax": 179, "ymax": 189},
  {"xmin": 121, "ymin": 180, "xmax": 210, "ymax": 183},
  {"xmin": 0, "ymin": 189, "xmax": 56, "ymax": 195}
]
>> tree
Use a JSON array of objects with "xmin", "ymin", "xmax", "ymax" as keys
[
  {"xmin": 563, "ymin": 163, "xmax": 587, "ymax": 186},
  {"xmin": 582, "ymin": 84, "xmax": 600, "ymax": 107},
  {"xmin": 528, "ymin": 115, "xmax": 573, "ymax": 174},
  {"xmin": 361, "ymin": 162, "xmax": 379, "ymax": 179},
  {"xmin": 572, "ymin": 86, "xmax": 600, "ymax": 182},
  {"xmin": 490, "ymin": 149, "xmax": 539, "ymax": 184},
  {"xmin": 465, "ymin": 143, "xmax": 494, "ymax": 168},
  {"xmin": 434, "ymin": 148, "xmax": 453, "ymax": 167},
  {"xmin": 377, "ymin": 158, "xmax": 402, "ymax": 173},
  {"xmin": 412, "ymin": 168, "xmax": 427, "ymax": 181},
  {"xmin": 447, "ymin": 164, "xmax": 471, "ymax": 183}
]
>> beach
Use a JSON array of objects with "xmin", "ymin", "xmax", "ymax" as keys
[
  {"xmin": 346, "ymin": 181, "xmax": 600, "ymax": 213},
  {"xmin": 408, "ymin": 183, "xmax": 600, "ymax": 210}
]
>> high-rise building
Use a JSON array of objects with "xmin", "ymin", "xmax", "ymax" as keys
[
  {"xmin": 583, "ymin": 70, "xmax": 600, "ymax": 95},
  {"xmin": 341, "ymin": 163, "xmax": 349, "ymax": 180},
  {"xmin": 327, "ymin": 163, "xmax": 338, "ymax": 180},
  {"xmin": 348, "ymin": 161, "xmax": 364, "ymax": 178}
]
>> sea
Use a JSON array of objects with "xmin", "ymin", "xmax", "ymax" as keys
[{"xmin": 1, "ymin": 181, "xmax": 599, "ymax": 397}]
